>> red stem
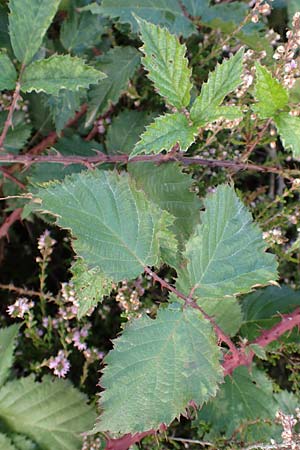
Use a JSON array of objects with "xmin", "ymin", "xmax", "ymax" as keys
[{"xmin": 0, "ymin": 207, "xmax": 23, "ymax": 240}]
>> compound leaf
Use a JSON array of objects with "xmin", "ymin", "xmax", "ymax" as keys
[
  {"xmin": 136, "ymin": 17, "xmax": 192, "ymax": 109},
  {"xmin": 131, "ymin": 113, "xmax": 197, "ymax": 157},
  {"xmin": 128, "ymin": 162, "xmax": 201, "ymax": 242},
  {"xmin": 86, "ymin": 0, "xmax": 195, "ymax": 37},
  {"xmin": 274, "ymin": 112, "xmax": 300, "ymax": 158},
  {"xmin": 253, "ymin": 63, "xmax": 289, "ymax": 119},
  {"xmin": 0, "ymin": 52, "xmax": 17, "ymax": 90},
  {"xmin": 92, "ymin": 307, "xmax": 222, "ymax": 434},
  {"xmin": 21, "ymin": 55, "xmax": 105, "ymax": 95},
  {"xmin": 0, "ymin": 376, "xmax": 96, "ymax": 450},
  {"xmin": 190, "ymin": 49, "xmax": 244, "ymax": 126},
  {"xmin": 31, "ymin": 170, "xmax": 177, "ymax": 281},
  {"xmin": 86, "ymin": 47, "xmax": 140, "ymax": 127},
  {"xmin": 182, "ymin": 184, "xmax": 278, "ymax": 300},
  {"xmin": 0, "ymin": 324, "xmax": 19, "ymax": 388},
  {"xmin": 8, "ymin": 0, "xmax": 60, "ymax": 65}
]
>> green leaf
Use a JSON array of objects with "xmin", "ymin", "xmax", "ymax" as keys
[
  {"xmin": 60, "ymin": 8, "xmax": 107, "ymax": 55},
  {"xmin": 10, "ymin": 434, "xmax": 37, "ymax": 450},
  {"xmin": 181, "ymin": 184, "xmax": 278, "ymax": 300},
  {"xmin": 0, "ymin": 434, "xmax": 17, "ymax": 450},
  {"xmin": 288, "ymin": 0, "xmax": 300, "ymax": 25},
  {"xmin": 106, "ymin": 110, "xmax": 156, "ymax": 155},
  {"xmin": 8, "ymin": 0, "xmax": 60, "ymax": 65},
  {"xmin": 190, "ymin": 49, "xmax": 244, "ymax": 126},
  {"xmin": 200, "ymin": 297, "xmax": 242, "ymax": 336},
  {"xmin": 196, "ymin": 366, "xmax": 278, "ymax": 441},
  {"xmin": 21, "ymin": 55, "xmax": 106, "ymax": 95},
  {"xmin": 128, "ymin": 162, "xmax": 201, "ymax": 242},
  {"xmin": 92, "ymin": 307, "xmax": 222, "ymax": 434},
  {"xmin": 131, "ymin": 113, "xmax": 197, "ymax": 157},
  {"xmin": 86, "ymin": 0, "xmax": 196, "ymax": 37},
  {"xmin": 0, "ymin": 376, "xmax": 96, "ymax": 450},
  {"xmin": 46, "ymin": 89, "xmax": 85, "ymax": 133},
  {"xmin": 86, "ymin": 47, "xmax": 140, "ymax": 127},
  {"xmin": 0, "ymin": 324, "xmax": 19, "ymax": 388},
  {"xmin": 71, "ymin": 259, "xmax": 113, "ymax": 318},
  {"xmin": 274, "ymin": 112, "xmax": 300, "ymax": 158},
  {"xmin": 253, "ymin": 63, "xmax": 289, "ymax": 119},
  {"xmin": 136, "ymin": 16, "xmax": 192, "ymax": 109},
  {"xmin": 240, "ymin": 285, "xmax": 300, "ymax": 341},
  {"xmin": 0, "ymin": 111, "xmax": 32, "ymax": 153},
  {"xmin": 31, "ymin": 170, "xmax": 177, "ymax": 281},
  {"xmin": 0, "ymin": 52, "xmax": 17, "ymax": 90}
]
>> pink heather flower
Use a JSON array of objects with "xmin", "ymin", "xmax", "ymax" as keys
[
  {"xmin": 37, "ymin": 229, "xmax": 56, "ymax": 252},
  {"xmin": 72, "ymin": 325, "xmax": 90, "ymax": 351},
  {"xmin": 48, "ymin": 350, "xmax": 70, "ymax": 378},
  {"xmin": 7, "ymin": 297, "xmax": 34, "ymax": 318}
]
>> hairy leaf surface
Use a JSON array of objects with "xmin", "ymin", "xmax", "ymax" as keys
[
  {"xmin": 274, "ymin": 112, "xmax": 300, "ymax": 158},
  {"xmin": 128, "ymin": 162, "xmax": 201, "ymax": 241},
  {"xmin": 86, "ymin": 0, "xmax": 196, "ymax": 37},
  {"xmin": 8, "ymin": 0, "xmax": 60, "ymax": 65},
  {"xmin": 21, "ymin": 55, "xmax": 105, "ymax": 95},
  {"xmin": 0, "ymin": 324, "xmax": 19, "ymax": 388},
  {"xmin": 196, "ymin": 366, "xmax": 278, "ymax": 441},
  {"xmin": 0, "ymin": 52, "xmax": 17, "ymax": 90},
  {"xmin": 92, "ymin": 307, "xmax": 222, "ymax": 434},
  {"xmin": 131, "ymin": 113, "xmax": 197, "ymax": 156},
  {"xmin": 0, "ymin": 376, "xmax": 95, "ymax": 450},
  {"xmin": 136, "ymin": 17, "xmax": 192, "ymax": 109},
  {"xmin": 253, "ymin": 64, "xmax": 289, "ymax": 119},
  {"xmin": 190, "ymin": 49, "xmax": 244, "ymax": 126},
  {"xmin": 182, "ymin": 185, "xmax": 278, "ymax": 299},
  {"xmin": 32, "ymin": 170, "xmax": 177, "ymax": 281},
  {"xmin": 86, "ymin": 47, "xmax": 140, "ymax": 127}
]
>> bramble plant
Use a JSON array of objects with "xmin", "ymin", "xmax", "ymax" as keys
[{"xmin": 0, "ymin": 0, "xmax": 300, "ymax": 449}]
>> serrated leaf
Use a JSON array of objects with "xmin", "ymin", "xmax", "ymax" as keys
[
  {"xmin": 106, "ymin": 110, "xmax": 156, "ymax": 155},
  {"xmin": 21, "ymin": 55, "xmax": 106, "ymax": 95},
  {"xmin": 86, "ymin": 0, "xmax": 196, "ymax": 37},
  {"xmin": 0, "ymin": 434, "xmax": 17, "ymax": 450},
  {"xmin": 182, "ymin": 185, "xmax": 278, "ymax": 300},
  {"xmin": 71, "ymin": 259, "xmax": 113, "ymax": 318},
  {"xmin": 249, "ymin": 343, "xmax": 267, "ymax": 360},
  {"xmin": 60, "ymin": 8, "xmax": 107, "ymax": 55},
  {"xmin": 92, "ymin": 307, "xmax": 222, "ymax": 434},
  {"xmin": 136, "ymin": 16, "xmax": 192, "ymax": 109},
  {"xmin": 253, "ymin": 63, "xmax": 289, "ymax": 119},
  {"xmin": 274, "ymin": 112, "xmax": 300, "ymax": 158},
  {"xmin": 190, "ymin": 49, "xmax": 244, "ymax": 126},
  {"xmin": 0, "ymin": 52, "xmax": 17, "ymax": 90},
  {"xmin": 131, "ymin": 113, "xmax": 197, "ymax": 157},
  {"xmin": 240, "ymin": 285, "xmax": 300, "ymax": 341},
  {"xmin": 86, "ymin": 47, "xmax": 140, "ymax": 127},
  {"xmin": 0, "ymin": 376, "xmax": 96, "ymax": 450},
  {"xmin": 0, "ymin": 324, "xmax": 19, "ymax": 388},
  {"xmin": 8, "ymin": 0, "xmax": 60, "ymax": 65},
  {"xmin": 10, "ymin": 434, "xmax": 37, "ymax": 450},
  {"xmin": 128, "ymin": 162, "xmax": 201, "ymax": 242},
  {"xmin": 196, "ymin": 366, "xmax": 278, "ymax": 441},
  {"xmin": 31, "ymin": 170, "xmax": 177, "ymax": 281}
]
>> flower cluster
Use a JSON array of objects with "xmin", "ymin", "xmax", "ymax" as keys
[
  {"xmin": 7, "ymin": 297, "xmax": 34, "ymax": 319},
  {"xmin": 250, "ymin": 0, "xmax": 272, "ymax": 24},
  {"xmin": 275, "ymin": 409, "xmax": 300, "ymax": 450},
  {"xmin": 262, "ymin": 228, "xmax": 286, "ymax": 245},
  {"xmin": 273, "ymin": 12, "xmax": 300, "ymax": 89},
  {"xmin": 116, "ymin": 278, "xmax": 145, "ymax": 315},
  {"xmin": 47, "ymin": 350, "xmax": 70, "ymax": 378}
]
